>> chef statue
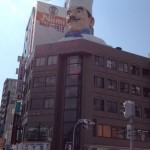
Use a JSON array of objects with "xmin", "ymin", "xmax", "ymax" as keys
[{"xmin": 63, "ymin": 0, "xmax": 107, "ymax": 45}]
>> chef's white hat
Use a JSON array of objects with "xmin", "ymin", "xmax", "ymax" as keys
[{"xmin": 65, "ymin": 0, "xmax": 93, "ymax": 15}]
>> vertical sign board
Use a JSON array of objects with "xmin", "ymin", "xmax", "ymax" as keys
[{"xmin": 33, "ymin": 1, "xmax": 67, "ymax": 49}]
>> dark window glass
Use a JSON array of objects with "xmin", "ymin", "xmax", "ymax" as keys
[
  {"xmin": 144, "ymin": 108, "xmax": 150, "ymax": 119},
  {"xmin": 65, "ymin": 98, "xmax": 78, "ymax": 109},
  {"xmin": 67, "ymin": 56, "xmax": 81, "ymax": 64},
  {"xmin": 39, "ymin": 123, "xmax": 51, "ymax": 140},
  {"xmin": 65, "ymin": 86, "xmax": 78, "ymax": 97},
  {"xmin": 95, "ymin": 55, "xmax": 104, "ymax": 66},
  {"xmin": 141, "ymin": 131, "xmax": 150, "ymax": 141},
  {"xmin": 25, "ymin": 123, "xmax": 39, "ymax": 140},
  {"xmin": 30, "ymin": 99, "xmax": 41, "ymax": 110},
  {"xmin": 35, "ymin": 57, "xmax": 45, "ymax": 66},
  {"xmin": 112, "ymin": 127, "xmax": 126, "ymax": 139},
  {"xmin": 131, "ymin": 84, "xmax": 141, "ymax": 96},
  {"xmin": 67, "ymin": 64, "xmax": 81, "ymax": 75},
  {"xmin": 107, "ymin": 59, "xmax": 117, "ymax": 70},
  {"xmin": 142, "ymin": 68, "xmax": 150, "ymax": 78},
  {"xmin": 93, "ymin": 98, "xmax": 104, "ymax": 111},
  {"xmin": 64, "ymin": 110, "xmax": 77, "ymax": 121},
  {"xmin": 94, "ymin": 76, "xmax": 104, "ymax": 88},
  {"xmin": 133, "ymin": 129, "xmax": 142, "ymax": 141},
  {"xmin": 25, "ymin": 123, "xmax": 52, "ymax": 141},
  {"xmin": 135, "ymin": 106, "xmax": 142, "ymax": 117},
  {"xmin": 33, "ymin": 77, "xmax": 44, "ymax": 87},
  {"xmin": 143, "ymin": 87, "xmax": 150, "ymax": 98},
  {"xmin": 131, "ymin": 65, "xmax": 140, "ymax": 76},
  {"xmin": 119, "ymin": 62, "xmax": 128, "ymax": 73},
  {"xmin": 48, "ymin": 55, "xmax": 57, "ymax": 65},
  {"xmin": 66, "ymin": 75, "xmax": 80, "ymax": 86},
  {"xmin": 107, "ymin": 79, "xmax": 117, "ymax": 91},
  {"xmin": 46, "ymin": 76, "xmax": 56, "ymax": 86},
  {"xmin": 120, "ymin": 82, "xmax": 129, "ymax": 93},
  {"xmin": 63, "ymin": 123, "xmax": 74, "ymax": 135},
  {"xmin": 107, "ymin": 101, "xmax": 117, "ymax": 113},
  {"xmin": 43, "ymin": 98, "xmax": 54, "ymax": 109}
]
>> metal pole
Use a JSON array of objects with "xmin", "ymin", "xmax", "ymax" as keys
[
  {"xmin": 72, "ymin": 122, "xmax": 78, "ymax": 150},
  {"xmin": 129, "ymin": 118, "xmax": 133, "ymax": 150},
  {"xmin": 130, "ymin": 132, "xmax": 133, "ymax": 150}
]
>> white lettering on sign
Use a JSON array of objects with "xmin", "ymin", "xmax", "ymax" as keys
[{"xmin": 37, "ymin": 11, "xmax": 66, "ymax": 26}]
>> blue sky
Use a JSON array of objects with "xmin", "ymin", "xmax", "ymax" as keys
[{"xmin": 0, "ymin": 0, "xmax": 150, "ymax": 100}]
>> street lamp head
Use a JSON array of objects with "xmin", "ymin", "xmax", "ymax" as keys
[
  {"xmin": 78, "ymin": 119, "xmax": 95, "ymax": 126},
  {"xmin": 88, "ymin": 121, "xmax": 95, "ymax": 126}
]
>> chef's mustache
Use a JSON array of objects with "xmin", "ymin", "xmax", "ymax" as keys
[{"xmin": 67, "ymin": 16, "xmax": 80, "ymax": 23}]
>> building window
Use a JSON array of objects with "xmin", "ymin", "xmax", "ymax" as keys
[
  {"xmin": 67, "ymin": 64, "xmax": 81, "ymax": 75},
  {"xmin": 134, "ymin": 129, "xmax": 142, "ymax": 141},
  {"xmin": 119, "ymin": 62, "xmax": 128, "ymax": 73},
  {"xmin": 107, "ymin": 101, "xmax": 117, "ymax": 113},
  {"xmin": 143, "ymin": 87, "xmax": 150, "ymax": 98},
  {"xmin": 112, "ymin": 127, "xmax": 126, "ymax": 139},
  {"xmin": 135, "ymin": 106, "xmax": 142, "ymax": 117},
  {"xmin": 94, "ymin": 55, "xmax": 104, "ymax": 66},
  {"xmin": 131, "ymin": 84, "xmax": 141, "ymax": 96},
  {"xmin": 35, "ymin": 57, "xmax": 45, "ymax": 66},
  {"xmin": 46, "ymin": 76, "xmax": 56, "ymax": 86},
  {"xmin": 66, "ymin": 75, "xmax": 81, "ymax": 86},
  {"xmin": 93, "ymin": 98, "xmax": 104, "ymax": 111},
  {"xmin": 107, "ymin": 79, "xmax": 117, "ymax": 91},
  {"xmin": 33, "ymin": 77, "xmax": 44, "ymax": 87},
  {"xmin": 65, "ymin": 98, "xmax": 78, "ymax": 109},
  {"xmin": 131, "ymin": 65, "xmax": 140, "ymax": 76},
  {"xmin": 25, "ymin": 123, "xmax": 52, "ymax": 141},
  {"xmin": 107, "ymin": 59, "xmax": 117, "ymax": 70},
  {"xmin": 97, "ymin": 125, "xmax": 111, "ymax": 137},
  {"xmin": 65, "ymin": 86, "xmax": 78, "ymax": 97},
  {"xmin": 144, "ymin": 108, "xmax": 150, "ymax": 119},
  {"xmin": 97, "ymin": 124, "xmax": 150, "ymax": 141},
  {"xmin": 142, "ymin": 68, "xmax": 150, "ymax": 78},
  {"xmin": 67, "ymin": 55, "xmax": 81, "ymax": 64},
  {"xmin": 63, "ymin": 123, "xmax": 75, "ymax": 135},
  {"xmin": 43, "ymin": 98, "xmax": 54, "ymax": 109},
  {"xmin": 120, "ymin": 82, "xmax": 129, "ymax": 93},
  {"xmin": 64, "ymin": 110, "xmax": 77, "ymax": 122},
  {"xmin": 94, "ymin": 76, "xmax": 104, "ymax": 88},
  {"xmin": 30, "ymin": 99, "xmax": 41, "ymax": 110},
  {"xmin": 48, "ymin": 55, "xmax": 57, "ymax": 65},
  {"xmin": 141, "ymin": 131, "xmax": 150, "ymax": 141}
]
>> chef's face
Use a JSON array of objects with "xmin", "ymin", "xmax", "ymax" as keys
[{"xmin": 66, "ymin": 7, "xmax": 94, "ymax": 32}]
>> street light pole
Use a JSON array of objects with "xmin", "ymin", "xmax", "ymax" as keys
[
  {"xmin": 72, "ymin": 119, "xmax": 95, "ymax": 150},
  {"xmin": 72, "ymin": 122, "xmax": 78, "ymax": 150}
]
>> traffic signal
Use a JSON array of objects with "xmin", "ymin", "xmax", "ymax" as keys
[{"xmin": 122, "ymin": 101, "xmax": 135, "ymax": 118}]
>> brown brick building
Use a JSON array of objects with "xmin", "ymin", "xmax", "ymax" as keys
[{"xmin": 19, "ymin": 38, "xmax": 150, "ymax": 150}]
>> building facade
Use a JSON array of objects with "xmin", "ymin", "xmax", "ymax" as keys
[
  {"xmin": 17, "ymin": 39, "xmax": 150, "ymax": 150},
  {"xmin": 0, "ymin": 78, "xmax": 18, "ymax": 149},
  {"xmin": 6, "ymin": 1, "xmax": 149, "ymax": 150},
  {"xmin": 14, "ymin": 1, "xmax": 67, "ymax": 149}
]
